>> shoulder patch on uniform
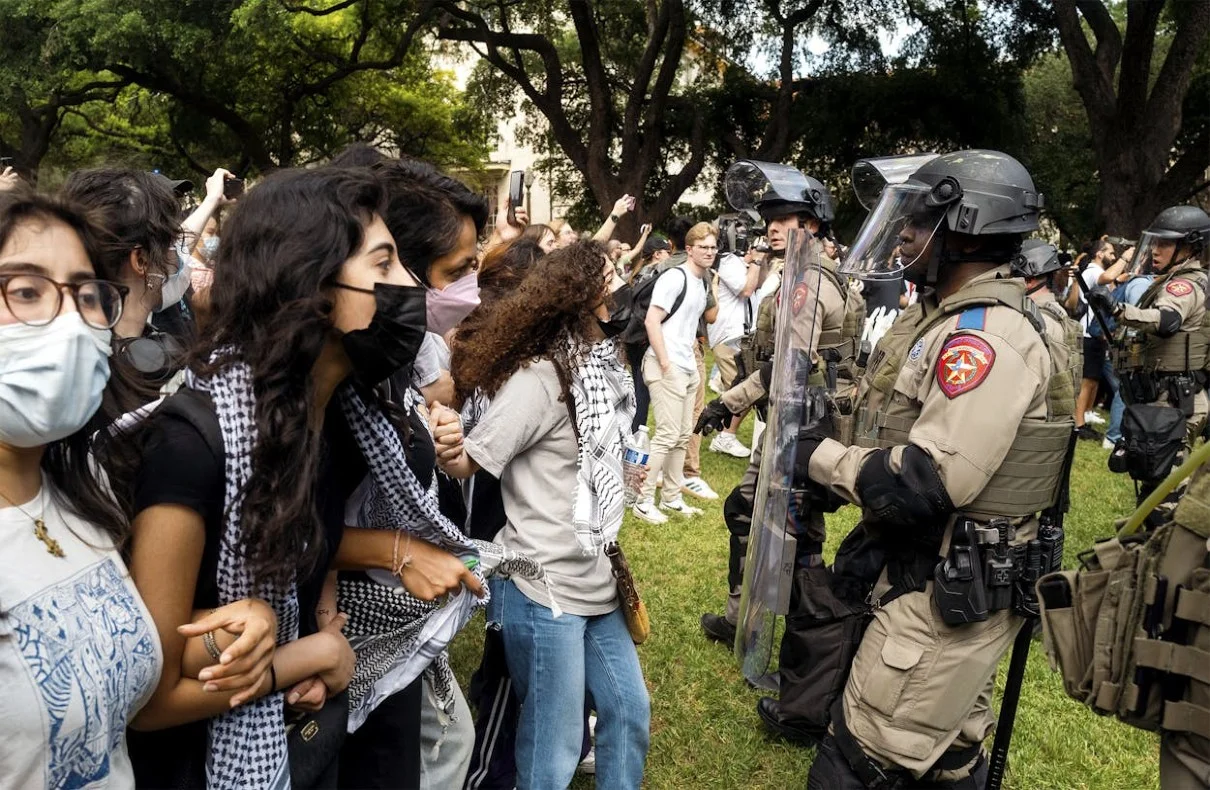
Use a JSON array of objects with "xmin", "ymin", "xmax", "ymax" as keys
[
  {"xmin": 908, "ymin": 338, "xmax": 925, "ymax": 361},
  {"xmin": 936, "ymin": 334, "xmax": 996, "ymax": 399},
  {"xmin": 791, "ymin": 282, "xmax": 810, "ymax": 315},
  {"xmin": 1166, "ymin": 279, "xmax": 1194, "ymax": 297}
]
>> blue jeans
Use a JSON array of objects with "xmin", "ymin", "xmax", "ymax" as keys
[
  {"xmin": 488, "ymin": 579, "xmax": 650, "ymax": 789},
  {"xmin": 1103, "ymin": 354, "xmax": 1123, "ymax": 443}
]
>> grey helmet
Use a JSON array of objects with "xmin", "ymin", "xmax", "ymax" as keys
[
  {"xmin": 905, "ymin": 149, "xmax": 1043, "ymax": 236},
  {"xmin": 1144, "ymin": 205, "xmax": 1210, "ymax": 252},
  {"xmin": 1011, "ymin": 239, "xmax": 1062, "ymax": 279}
]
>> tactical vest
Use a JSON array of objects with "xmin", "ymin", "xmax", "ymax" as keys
[
  {"xmin": 851, "ymin": 276, "xmax": 1074, "ymax": 520},
  {"xmin": 1038, "ymin": 298, "xmax": 1082, "ymax": 419},
  {"xmin": 740, "ymin": 254, "xmax": 864, "ymax": 388},
  {"xmin": 1124, "ymin": 263, "xmax": 1210, "ymax": 375},
  {"xmin": 1038, "ymin": 463, "xmax": 1210, "ymax": 743}
]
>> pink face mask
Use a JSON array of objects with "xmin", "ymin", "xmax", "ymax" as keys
[{"xmin": 425, "ymin": 272, "xmax": 480, "ymax": 335}]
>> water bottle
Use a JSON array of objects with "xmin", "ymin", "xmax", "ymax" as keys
[{"xmin": 623, "ymin": 426, "xmax": 651, "ymax": 507}]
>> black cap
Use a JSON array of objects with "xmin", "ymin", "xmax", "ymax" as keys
[
  {"xmin": 642, "ymin": 236, "xmax": 672, "ymax": 257},
  {"xmin": 149, "ymin": 172, "xmax": 194, "ymax": 196}
]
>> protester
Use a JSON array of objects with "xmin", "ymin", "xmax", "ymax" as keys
[
  {"xmin": 188, "ymin": 214, "xmax": 220, "ymax": 292},
  {"xmin": 1076, "ymin": 239, "xmax": 1127, "ymax": 438},
  {"xmin": 112, "ymin": 167, "xmax": 482, "ymax": 788},
  {"xmin": 520, "ymin": 221, "xmax": 558, "ymax": 254},
  {"xmin": 373, "ymin": 158, "xmax": 489, "ymax": 409},
  {"xmin": 0, "ymin": 188, "xmax": 165, "ymax": 788},
  {"xmin": 633, "ymin": 221, "xmax": 718, "ymax": 523},
  {"xmin": 440, "ymin": 240, "xmax": 650, "ymax": 789}
]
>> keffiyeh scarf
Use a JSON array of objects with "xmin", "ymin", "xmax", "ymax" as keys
[
  {"xmin": 336, "ymin": 386, "xmax": 552, "ymax": 732},
  {"xmin": 192, "ymin": 361, "xmax": 488, "ymax": 789},
  {"xmin": 565, "ymin": 338, "xmax": 636, "ymax": 554}
]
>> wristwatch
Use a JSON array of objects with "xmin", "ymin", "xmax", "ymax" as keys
[{"xmin": 610, "ymin": 214, "xmax": 620, "ymax": 222}]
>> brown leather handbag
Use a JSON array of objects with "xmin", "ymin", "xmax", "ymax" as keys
[{"xmin": 605, "ymin": 542, "xmax": 650, "ymax": 644}]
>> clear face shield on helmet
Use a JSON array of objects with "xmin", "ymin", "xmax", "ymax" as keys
[
  {"xmin": 724, "ymin": 160, "xmax": 812, "ymax": 213},
  {"xmin": 1127, "ymin": 230, "xmax": 1185, "ymax": 276},
  {"xmin": 839, "ymin": 182, "xmax": 949, "ymax": 280},
  {"xmin": 851, "ymin": 153, "xmax": 941, "ymax": 211}
]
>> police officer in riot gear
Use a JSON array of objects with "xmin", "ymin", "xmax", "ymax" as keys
[
  {"xmin": 695, "ymin": 162, "xmax": 864, "ymax": 658},
  {"xmin": 1013, "ymin": 239, "xmax": 1084, "ymax": 399},
  {"xmin": 790, "ymin": 150, "xmax": 1072, "ymax": 789},
  {"xmin": 1088, "ymin": 205, "xmax": 1210, "ymax": 487}
]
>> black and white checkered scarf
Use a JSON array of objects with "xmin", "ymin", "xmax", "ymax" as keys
[
  {"xmin": 566, "ymin": 337, "xmax": 636, "ymax": 553},
  {"xmin": 191, "ymin": 360, "xmax": 488, "ymax": 788}
]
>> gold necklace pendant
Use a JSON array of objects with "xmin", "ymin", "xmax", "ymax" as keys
[{"xmin": 33, "ymin": 517, "xmax": 66, "ymax": 558}]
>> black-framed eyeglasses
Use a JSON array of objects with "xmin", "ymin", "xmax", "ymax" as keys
[{"xmin": 0, "ymin": 273, "xmax": 129, "ymax": 330}]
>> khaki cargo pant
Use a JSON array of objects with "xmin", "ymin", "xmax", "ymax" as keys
[{"xmin": 840, "ymin": 580, "xmax": 1021, "ymax": 779}]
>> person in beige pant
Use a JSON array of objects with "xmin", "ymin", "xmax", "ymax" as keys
[{"xmin": 639, "ymin": 353, "xmax": 699, "ymax": 506}]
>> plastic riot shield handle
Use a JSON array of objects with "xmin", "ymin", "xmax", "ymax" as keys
[{"xmin": 733, "ymin": 228, "xmax": 824, "ymax": 687}]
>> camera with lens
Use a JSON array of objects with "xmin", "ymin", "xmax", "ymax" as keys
[{"xmin": 717, "ymin": 213, "xmax": 759, "ymax": 258}]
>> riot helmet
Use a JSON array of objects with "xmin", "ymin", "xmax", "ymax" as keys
[
  {"xmin": 724, "ymin": 160, "xmax": 834, "ymax": 226},
  {"xmin": 851, "ymin": 153, "xmax": 940, "ymax": 210},
  {"xmin": 841, "ymin": 149, "xmax": 1043, "ymax": 281},
  {"xmin": 1011, "ymin": 238, "xmax": 1062, "ymax": 280},
  {"xmin": 1127, "ymin": 204, "xmax": 1210, "ymax": 275}
]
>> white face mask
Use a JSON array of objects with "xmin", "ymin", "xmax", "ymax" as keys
[
  {"xmin": 0, "ymin": 313, "xmax": 112, "ymax": 447},
  {"xmin": 154, "ymin": 247, "xmax": 194, "ymax": 312}
]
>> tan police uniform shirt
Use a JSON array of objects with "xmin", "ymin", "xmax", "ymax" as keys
[
  {"xmin": 721, "ymin": 238, "xmax": 846, "ymax": 414},
  {"xmin": 808, "ymin": 265, "xmax": 1052, "ymax": 521}
]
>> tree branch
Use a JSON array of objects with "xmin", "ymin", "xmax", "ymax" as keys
[
  {"xmin": 1143, "ymin": 0, "xmax": 1210, "ymax": 146},
  {"xmin": 1053, "ymin": 0, "xmax": 1118, "ymax": 141},
  {"xmin": 279, "ymin": 0, "xmax": 361, "ymax": 16},
  {"xmin": 1116, "ymin": 0, "xmax": 1162, "ymax": 119}
]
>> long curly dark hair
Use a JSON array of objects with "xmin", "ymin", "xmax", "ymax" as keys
[{"xmin": 451, "ymin": 240, "xmax": 610, "ymax": 403}]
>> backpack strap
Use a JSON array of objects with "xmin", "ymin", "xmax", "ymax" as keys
[
  {"xmin": 661, "ymin": 266, "xmax": 689, "ymax": 324},
  {"xmin": 156, "ymin": 388, "xmax": 224, "ymax": 463}
]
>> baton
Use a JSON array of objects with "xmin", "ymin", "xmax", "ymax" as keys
[
  {"xmin": 1074, "ymin": 267, "xmax": 1115, "ymax": 340},
  {"xmin": 986, "ymin": 618, "xmax": 1033, "ymax": 790}
]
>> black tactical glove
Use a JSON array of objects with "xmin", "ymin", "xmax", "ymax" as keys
[
  {"xmin": 1086, "ymin": 285, "xmax": 1119, "ymax": 319},
  {"xmin": 695, "ymin": 398, "xmax": 736, "ymax": 436},
  {"xmin": 791, "ymin": 427, "xmax": 829, "ymax": 488}
]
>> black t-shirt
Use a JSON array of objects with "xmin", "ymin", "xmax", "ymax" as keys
[{"xmin": 128, "ymin": 386, "xmax": 436, "ymax": 788}]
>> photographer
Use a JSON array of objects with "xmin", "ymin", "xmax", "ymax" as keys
[{"xmin": 706, "ymin": 222, "xmax": 763, "ymax": 458}]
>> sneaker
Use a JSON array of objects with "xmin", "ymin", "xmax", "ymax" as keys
[
  {"xmin": 632, "ymin": 500, "xmax": 668, "ymax": 524},
  {"xmin": 682, "ymin": 476, "xmax": 719, "ymax": 500},
  {"xmin": 1084, "ymin": 411, "xmax": 1106, "ymax": 425},
  {"xmin": 660, "ymin": 499, "xmax": 703, "ymax": 517},
  {"xmin": 710, "ymin": 432, "xmax": 751, "ymax": 458},
  {"xmin": 700, "ymin": 612, "xmax": 737, "ymax": 644},
  {"xmin": 577, "ymin": 747, "xmax": 596, "ymax": 775},
  {"xmin": 1102, "ymin": 437, "xmax": 1117, "ymax": 450},
  {"xmin": 709, "ymin": 372, "xmax": 723, "ymax": 395},
  {"xmin": 1076, "ymin": 425, "xmax": 1101, "ymax": 441}
]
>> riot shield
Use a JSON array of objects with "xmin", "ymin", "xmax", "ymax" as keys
[{"xmin": 734, "ymin": 228, "xmax": 824, "ymax": 682}]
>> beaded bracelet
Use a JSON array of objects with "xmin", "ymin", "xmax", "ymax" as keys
[{"xmin": 203, "ymin": 630, "xmax": 223, "ymax": 663}]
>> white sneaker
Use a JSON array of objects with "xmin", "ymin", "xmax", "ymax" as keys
[
  {"xmin": 682, "ymin": 476, "xmax": 719, "ymax": 500},
  {"xmin": 632, "ymin": 500, "xmax": 668, "ymax": 524},
  {"xmin": 660, "ymin": 499, "xmax": 703, "ymax": 517},
  {"xmin": 710, "ymin": 432, "xmax": 751, "ymax": 458},
  {"xmin": 1084, "ymin": 411, "xmax": 1106, "ymax": 425},
  {"xmin": 1102, "ymin": 437, "xmax": 1116, "ymax": 450},
  {"xmin": 709, "ymin": 373, "xmax": 723, "ymax": 394},
  {"xmin": 577, "ymin": 747, "xmax": 596, "ymax": 775}
]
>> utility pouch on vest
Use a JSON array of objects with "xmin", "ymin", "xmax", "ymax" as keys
[
  {"xmin": 1169, "ymin": 375, "xmax": 1196, "ymax": 417},
  {"xmin": 934, "ymin": 519, "xmax": 990, "ymax": 626},
  {"xmin": 1121, "ymin": 404, "xmax": 1187, "ymax": 482},
  {"xmin": 1122, "ymin": 369, "xmax": 1160, "ymax": 405}
]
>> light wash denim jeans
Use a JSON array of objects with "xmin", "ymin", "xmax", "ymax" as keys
[
  {"xmin": 488, "ymin": 579, "xmax": 650, "ymax": 790},
  {"xmin": 1103, "ymin": 354, "xmax": 1123, "ymax": 443}
]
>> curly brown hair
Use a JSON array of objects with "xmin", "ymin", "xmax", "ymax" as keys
[{"xmin": 451, "ymin": 239, "xmax": 610, "ymax": 402}]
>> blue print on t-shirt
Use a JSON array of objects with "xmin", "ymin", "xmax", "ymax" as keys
[{"xmin": 12, "ymin": 559, "xmax": 158, "ymax": 790}]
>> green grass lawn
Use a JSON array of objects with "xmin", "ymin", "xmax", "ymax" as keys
[{"xmin": 451, "ymin": 398, "xmax": 1160, "ymax": 789}]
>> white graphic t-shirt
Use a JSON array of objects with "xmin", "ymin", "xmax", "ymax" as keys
[{"xmin": 0, "ymin": 477, "xmax": 162, "ymax": 789}]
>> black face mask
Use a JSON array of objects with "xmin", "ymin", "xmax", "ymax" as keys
[
  {"xmin": 598, "ymin": 283, "xmax": 633, "ymax": 338},
  {"xmin": 336, "ymin": 282, "xmax": 428, "ymax": 387}
]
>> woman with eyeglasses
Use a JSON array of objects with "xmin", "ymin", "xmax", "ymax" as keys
[{"xmin": 0, "ymin": 188, "xmax": 163, "ymax": 787}]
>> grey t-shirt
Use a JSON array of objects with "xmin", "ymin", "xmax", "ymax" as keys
[{"xmin": 463, "ymin": 359, "xmax": 617, "ymax": 616}]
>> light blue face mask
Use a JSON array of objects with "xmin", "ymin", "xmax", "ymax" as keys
[
  {"xmin": 201, "ymin": 236, "xmax": 220, "ymax": 260},
  {"xmin": 155, "ymin": 246, "xmax": 194, "ymax": 312}
]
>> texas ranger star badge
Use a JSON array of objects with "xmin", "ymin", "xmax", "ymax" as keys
[
  {"xmin": 1166, "ymin": 279, "xmax": 1193, "ymax": 297},
  {"xmin": 936, "ymin": 334, "xmax": 995, "ymax": 398}
]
